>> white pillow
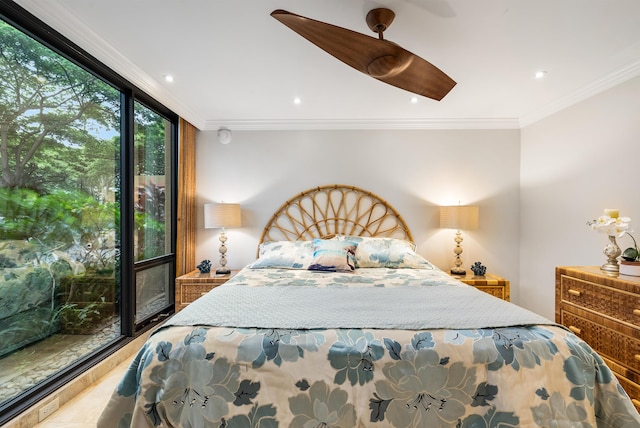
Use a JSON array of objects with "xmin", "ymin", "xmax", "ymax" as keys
[{"xmin": 248, "ymin": 240, "xmax": 314, "ymax": 269}]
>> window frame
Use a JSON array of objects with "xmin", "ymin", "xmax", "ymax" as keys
[{"xmin": 0, "ymin": 2, "xmax": 178, "ymax": 423}]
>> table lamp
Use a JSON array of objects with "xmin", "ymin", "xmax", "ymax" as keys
[
  {"xmin": 204, "ymin": 202, "xmax": 241, "ymax": 274},
  {"xmin": 440, "ymin": 205, "xmax": 479, "ymax": 275}
]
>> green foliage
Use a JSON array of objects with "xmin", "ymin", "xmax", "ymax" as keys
[
  {"xmin": 134, "ymin": 181, "xmax": 166, "ymax": 260},
  {"xmin": 622, "ymin": 232, "xmax": 640, "ymax": 262},
  {"xmin": 0, "ymin": 253, "xmax": 16, "ymax": 268},
  {"xmin": 58, "ymin": 303, "xmax": 101, "ymax": 329},
  {"xmin": 0, "ymin": 306, "xmax": 56, "ymax": 356},
  {"xmin": 0, "ymin": 266, "xmax": 52, "ymax": 319},
  {"xmin": 0, "ymin": 19, "xmax": 120, "ymax": 191},
  {"xmin": 0, "ymin": 187, "xmax": 79, "ymax": 241},
  {"xmin": 134, "ymin": 102, "xmax": 167, "ymax": 177},
  {"xmin": 1, "ymin": 18, "xmax": 170, "ymax": 260},
  {"xmin": 0, "ymin": 187, "xmax": 115, "ymax": 245}
]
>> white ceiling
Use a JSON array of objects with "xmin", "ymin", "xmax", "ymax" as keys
[{"xmin": 14, "ymin": 0, "xmax": 640, "ymax": 131}]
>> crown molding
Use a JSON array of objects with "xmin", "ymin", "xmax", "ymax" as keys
[
  {"xmin": 14, "ymin": 0, "xmax": 206, "ymax": 129},
  {"xmin": 16, "ymin": 0, "xmax": 638, "ymax": 132},
  {"xmin": 520, "ymin": 59, "xmax": 640, "ymax": 127},
  {"xmin": 10, "ymin": 1, "xmax": 519, "ymax": 132},
  {"xmin": 201, "ymin": 117, "xmax": 521, "ymax": 131}
]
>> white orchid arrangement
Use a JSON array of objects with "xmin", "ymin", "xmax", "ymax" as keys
[
  {"xmin": 587, "ymin": 212, "xmax": 639, "ymax": 262},
  {"xmin": 587, "ymin": 215, "xmax": 631, "ymax": 237}
]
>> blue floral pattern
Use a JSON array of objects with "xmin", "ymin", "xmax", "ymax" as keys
[
  {"xmin": 333, "ymin": 235, "xmax": 433, "ymax": 269},
  {"xmin": 97, "ymin": 269, "xmax": 640, "ymax": 427},
  {"xmin": 248, "ymin": 240, "xmax": 314, "ymax": 269},
  {"xmin": 99, "ymin": 324, "xmax": 639, "ymax": 427},
  {"xmin": 289, "ymin": 380, "xmax": 356, "ymax": 427}
]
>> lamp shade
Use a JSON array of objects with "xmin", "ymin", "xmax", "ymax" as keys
[
  {"xmin": 204, "ymin": 203, "xmax": 241, "ymax": 229},
  {"xmin": 439, "ymin": 205, "xmax": 479, "ymax": 230}
]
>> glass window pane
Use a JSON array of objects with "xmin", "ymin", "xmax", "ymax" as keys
[
  {"xmin": 0, "ymin": 18, "xmax": 121, "ymax": 407},
  {"xmin": 135, "ymin": 263, "xmax": 171, "ymax": 323},
  {"xmin": 134, "ymin": 102, "xmax": 172, "ymax": 262}
]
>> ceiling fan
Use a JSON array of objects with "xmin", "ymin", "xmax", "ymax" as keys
[{"xmin": 271, "ymin": 8, "xmax": 456, "ymax": 101}]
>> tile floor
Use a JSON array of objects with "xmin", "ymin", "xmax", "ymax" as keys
[
  {"xmin": 4, "ymin": 331, "xmax": 150, "ymax": 428},
  {"xmin": 33, "ymin": 358, "xmax": 129, "ymax": 427}
]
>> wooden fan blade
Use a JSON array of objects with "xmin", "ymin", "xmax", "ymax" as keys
[
  {"xmin": 377, "ymin": 42, "xmax": 457, "ymax": 101},
  {"xmin": 271, "ymin": 9, "xmax": 456, "ymax": 100}
]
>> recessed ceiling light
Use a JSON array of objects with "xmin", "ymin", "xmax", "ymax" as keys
[
  {"xmin": 410, "ymin": 96, "xmax": 418, "ymax": 104},
  {"xmin": 534, "ymin": 70, "xmax": 547, "ymax": 79},
  {"xmin": 164, "ymin": 74, "xmax": 174, "ymax": 82},
  {"xmin": 293, "ymin": 97, "xmax": 302, "ymax": 105}
]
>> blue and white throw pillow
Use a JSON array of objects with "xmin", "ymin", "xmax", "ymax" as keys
[
  {"xmin": 334, "ymin": 235, "xmax": 433, "ymax": 269},
  {"xmin": 248, "ymin": 240, "xmax": 314, "ymax": 269}
]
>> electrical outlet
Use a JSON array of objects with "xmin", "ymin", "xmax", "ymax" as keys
[{"xmin": 38, "ymin": 397, "xmax": 59, "ymax": 422}]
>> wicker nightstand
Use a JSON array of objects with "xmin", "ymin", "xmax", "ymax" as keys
[
  {"xmin": 450, "ymin": 272, "xmax": 510, "ymax": 301},
  {"xmin": 175, "ymin": 269, "xmax": 238, "ymax": 311}
]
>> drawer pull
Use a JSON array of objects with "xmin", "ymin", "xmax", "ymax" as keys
[
  {"xmin": 635, "ymin": 355, "xmax": 640, "ymax": 362},
  {"xmin": 568, "ymin": 289, "xmax": 582, "ymax": 297},
  {"xmin": 634, "ymin": 309, "xmax": 640, "ymax": 316},
  {"xmin": 568, "ymin": 326, "xmax": 581, "ymax": 335}
]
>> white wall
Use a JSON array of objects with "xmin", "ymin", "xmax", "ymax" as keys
[
  {"xmin": 196, "ymin": 129, "xmax": 521, "ymax": 298},
  {"xmin": 520, "ymin": 75, "xmax": 640, "ymax": 320},
  {"xmin": 194, "ymin": 75, "xmax": 640, "ymax": 320}
]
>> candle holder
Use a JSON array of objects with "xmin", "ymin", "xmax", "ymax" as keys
[{"xmin": 601, "ymin": 235, "xmax": 621, "ymax": 274}]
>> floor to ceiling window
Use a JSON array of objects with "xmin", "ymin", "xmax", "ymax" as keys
[
  {"xmin": 133, "ymin": 102, "xmax": 175, "ymax": 325},
  {"xmin": 0, "ymin": 4, "xmax": 177, "ymax": 423}
]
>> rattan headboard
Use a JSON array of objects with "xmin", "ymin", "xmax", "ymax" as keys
[{"xmin": 259, "ymin": 184, "xmax": 413, "ymax": 244}]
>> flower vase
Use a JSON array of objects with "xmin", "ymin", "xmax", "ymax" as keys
[{"xmin": 601, "ymin": 235, "xmax": 621, "ymax": 273}]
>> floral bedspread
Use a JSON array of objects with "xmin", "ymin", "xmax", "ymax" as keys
[{"xmin": 98, "ymin": 268, "xmax": 640, "ymax": 427}]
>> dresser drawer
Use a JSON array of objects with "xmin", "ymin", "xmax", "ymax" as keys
[
  {"xmin": 474, "ymin": 285, "xmax": 507, "ymax": 300},
  {"xmin": 559, "ymin": 275, "xmax": 640, "ymax": 326},
  {"xmin": 452, "ymin": 273, "xmax": 510, "ymax": 301},
  {"xmin": 175, "ymin": 270, "xmax": 238, "ymax": 311},
  {"xmin": 179, "ymin": 281, "xmax": 220, "ymax": 304},
  {"xmin": 556, "ymin": 266, "xmax": 640, "ymax": 413},
  {"xmin": 560, "ymin": 309, "xmax": 640, "ymax": 372},
  {"xmin": 606, "ymin": 361, "xmax": 640, "ymax": 412}
]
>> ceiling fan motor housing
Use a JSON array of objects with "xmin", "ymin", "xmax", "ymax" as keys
[{"xmin": 366, "ymin": 8, "xmax": 396, "ymax": 36}]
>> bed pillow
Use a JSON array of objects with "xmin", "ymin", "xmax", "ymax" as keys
[
  {"xmin": 248, "ymin": 240, "xmax": 314, "ymax": 269},
  {"xmin": 308, "ymin": 238, "xmax": 358, "ymax": 273},
  {"xmin": 334, "ymin": 235, "xmax": 432, "ymax": 269},
  {"xmin": 334, "ymin": 235, "xmax": 416, "ymax": 250}
]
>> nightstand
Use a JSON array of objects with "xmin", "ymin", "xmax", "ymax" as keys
[
  {"xmin": 450, "ymin": 272, "xmax": 510, "ymax": 301},
  {"xmin": 175, "ymin": 269, "xmax": 238, "ymax": 311}
]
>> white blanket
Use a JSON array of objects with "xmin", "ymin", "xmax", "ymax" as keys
[{"xmin": 166, "ymin": 268, "xmax": 552, "ymax": 330}]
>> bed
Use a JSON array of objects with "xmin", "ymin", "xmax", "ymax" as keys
[{"xmin": 98, "ymin": 185, "xmax": 640, "ymax": 427}]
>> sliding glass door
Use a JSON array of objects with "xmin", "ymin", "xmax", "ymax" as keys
[{"xmin": 0, "ymin": 4, "xmax": 177, "ymax": 423}]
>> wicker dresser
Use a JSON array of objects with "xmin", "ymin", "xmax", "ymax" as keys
[{"xmin": 555, "ymin": 266, "xmax": 640, "ymax": 410}]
